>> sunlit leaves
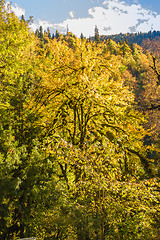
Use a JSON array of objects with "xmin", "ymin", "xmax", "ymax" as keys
[{"xmin": 0, "ymin": 3, "xmax": 159, "ymax": 238}]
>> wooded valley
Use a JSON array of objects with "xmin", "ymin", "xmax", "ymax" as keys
[{"xmin": 0, "ymin": 1, "xmax": 160, "ymax": 239}]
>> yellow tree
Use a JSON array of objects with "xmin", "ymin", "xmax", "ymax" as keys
[
  {"xmin": 0, "ymin": 2, "xmax": 55, "ymax": 239},
  {"xmin": 36, "ymin": 38, "xmax": 154, "ymax": 179},
  {"xmin": 32, "ymin": 37, "xmax": 160, "ymax": 239}
]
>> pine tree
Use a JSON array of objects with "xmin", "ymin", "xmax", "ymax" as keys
[
  {"xmin": 39, "ymin": 25, "xmax": 43, "ymax": 39},
  {"xmin": 47, "ymin": 27, "xmax": 51, "ymax": 39},
  {"xmin": 35, "ymin": 28, "xmax": 39, "ymax": 37},
  {"xmin": 20, "ymin": 14, "xmax": 25, "ymax": 22},
  {"xmin": 81, "ymin": 32, "xmax": 85, "ymax": 40},
  {"xmin": 94, "ymin": 25, "xmax": 100, "ymax": 43},
  {"xmin": 55, "ymin": 29, "xmax": 60, "ymax": 39},
  {"xmin": 66, "ymin": 24, "xmax": 69, "ymax": 35}
]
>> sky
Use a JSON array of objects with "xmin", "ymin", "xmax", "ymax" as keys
[{"xmin": 7, "ymin": 0, "xmax": 160, "ymax": 37}]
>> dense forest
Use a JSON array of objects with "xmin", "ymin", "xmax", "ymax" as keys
[
  {"xmin": 0, "ymin": 1, "xmax": 160, "ymax": 239},
  {"xmin": 100, "ymin": 31, "xmax": 160, "ymax": 46}
]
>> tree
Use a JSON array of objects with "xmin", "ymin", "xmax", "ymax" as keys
[
  {"xmin": 94, "ymin": 25, "xmax": 100, "ymax": 43},
  {"xmin": 1, "ymin": 3, "xmax": 159, "ymax": 238},
  {"xmin": 150, "ymin": 56, "xmax": 160, "ymax": 85},
  {"xmin": 46, "ymin": 27, "xmax": 51, "ymax": 39},
  {"xmin": 32, "ymin": 37, "xmax": 159, "ymax": 239},
  {"xmin": 0, "ymin": 2, "xmax": 58, "ymax": 239},
  {"xmin": 66, "ymin": 24, "xmax": 69, "ymax": 35},
  {"xmin": 39, "ymin": 25, "xmax": 43, "ymax": 39},
  {"xmin": 20, "ymin": 14, "xmax": 25, "ymax": 22},
  {"xmin": 80, "ymin": 32, "xmax": 84, "ymax": 40},
  {"xmin": 55, "ymin": 29, "xmax": 60, "ymax": 39}
]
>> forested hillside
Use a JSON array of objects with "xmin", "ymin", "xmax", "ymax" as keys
[
  {"xmin": 0, "ymin": 1, "xmax": 160, "ymax": 239},
  {"xmin": 100, "ymin": 30, "xmax": 160, "ymax": 46}
]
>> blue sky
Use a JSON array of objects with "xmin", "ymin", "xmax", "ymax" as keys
[
  {"xmin": 10, "ymin": 0, "xmax": 98, "ymax": 22},
  {"xmin": 8, "ymin": 0, "xmax": 160, "ymax": 36},
  {"xmin": 10, "ymin": 0, "xmax": 160, "ymax": 21}
]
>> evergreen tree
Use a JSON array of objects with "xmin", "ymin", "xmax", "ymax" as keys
[
  {"xmin": 66, "ymin": 24, "xmax": 69, "ymax": 35},
  {"xmin": 94, "ymin": 25, "xmax": 100, "ymax": 43},
  {"xmin": 39, "ymin": 25, "xmax": 43, "ymax": 39},
  {"xmin": 47, "ymin": 27, "xmax": 51, "ymax": 39},
  {"xmin": 55, "ymin": 29, "xmax": 60, "ymax": 39},
  {"xmin": 124, "ymin": 37, "xmax": 129, "ymax": 45},
  {"xmin": 80, "ymin": 32, "xmax": 84, "ymax": 40},
  {"xmin": 35, "ymin": 28, "xmax": 39, "ymax": 37},
  {"xmin": 20, "ymin": 14, "xmax": 25, "ymax": 22}
]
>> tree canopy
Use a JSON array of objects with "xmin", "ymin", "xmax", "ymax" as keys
[{"xmin": 0, "ymin": 2, "xmax": 160, "ymax": 239}]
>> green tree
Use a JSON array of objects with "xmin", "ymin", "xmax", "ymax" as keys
[
  {"xmin": 55, "ymin": 29, "xmax": 60, "ymax": 39},
  {"xmin": 94, "ymin": 25, "xmax": 100, "ymax": 44},
  {"xmin": 0, "ymin": 2, "xmax": 59, "ymax": 239},
  {"xmin": 80, "ymin": 32, "xmax": 84, "ymax": 40},
  {"xmin": 38, "ymin": 25, "xmax": 43, "ymax": 39}
]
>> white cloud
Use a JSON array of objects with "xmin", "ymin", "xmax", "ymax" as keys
[
  {"xmin": 5, "ymin": 2, "xmax": 25, "ymax": 18},
  {"xmin": 5, "ymin": 2, "xmax": 55, "ymax": 33},
  {"xmin": 38, "ymin": 19, "xmax": 54, "ymax": 30},
  {"xmin": 29, "ymin": 19, "xmax": 55, "ymax": 32},
  {"xmin": 51, "ymin": 0, "xmax": 160, "ymax": 37},
  {"xmin": 5, "ymin": 0, "xmax": 160, "ymax": 37},
  {"xmin": 69, "ymin": 11, "xmax": 75, "ymax": 18},
  {"xmin": 12, "ymin": 3, "xmax": 25, "ymax": 17}
]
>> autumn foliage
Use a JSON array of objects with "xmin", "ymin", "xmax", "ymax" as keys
[{"xmin": 0, "ymin": 1, "xmax": 160, "ymax": 239}]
